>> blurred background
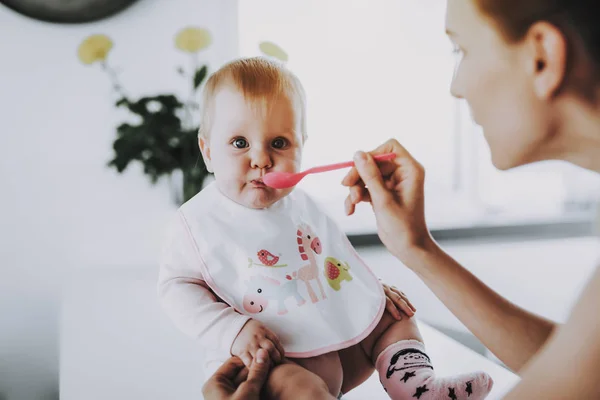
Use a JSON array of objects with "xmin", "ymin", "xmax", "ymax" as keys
[{"xmin": 1, "ymin": 0, "xmax": 599, "ymax": 399}]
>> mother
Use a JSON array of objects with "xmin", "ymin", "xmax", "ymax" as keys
[{"xmin": 343, "ymin": 0, "xmax": 600, "ymax": 398}]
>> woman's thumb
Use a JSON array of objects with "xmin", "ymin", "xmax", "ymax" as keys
[
  {"xmin": 353, "ymin": 151, "xmax": 388, "ymax": 199},
  {"xmin": 244, "ymin": 349, "xmax": 270, "ymax": 394}
]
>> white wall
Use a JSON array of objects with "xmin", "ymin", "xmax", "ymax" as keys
[{"xmin": 0, "ymin": 1, "xmax": 238, "ymax": 398}]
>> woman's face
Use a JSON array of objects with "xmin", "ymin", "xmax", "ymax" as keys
[{"xmin": 446, "ymin": 0, "xmax": 560, "ymax": 170}]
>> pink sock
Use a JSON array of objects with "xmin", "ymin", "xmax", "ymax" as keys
[{"xmin": 375, "ymin": 340, "xmax": 494, "ymax": 399}]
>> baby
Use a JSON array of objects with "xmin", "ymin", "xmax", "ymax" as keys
[{"xmin": 158, "ymin": 57, "xmax": 494, "ymax": 399}]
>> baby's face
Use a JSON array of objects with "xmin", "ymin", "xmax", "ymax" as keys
[{"xmin": 200, "ymin": 85, "xmax": 303, "ymax": 209}]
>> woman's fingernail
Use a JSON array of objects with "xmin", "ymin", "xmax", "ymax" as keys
[{"xmin": 354, "ymin": 151, "xmax": 367, "ymax": 162}]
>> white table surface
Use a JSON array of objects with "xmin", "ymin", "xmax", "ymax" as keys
[{"xmin": 60, "ymin": 267, "xmax": 518, "ymax": 400}]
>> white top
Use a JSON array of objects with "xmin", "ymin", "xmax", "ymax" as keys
[{"xmin": 158, "ymin": 182, "xmax": 385, "ymax": 366}]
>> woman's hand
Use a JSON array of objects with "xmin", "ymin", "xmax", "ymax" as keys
[
  {"xmin": 342, "ymin": 139, "xmax": 434, "ymax": 265},
  {"xmin": 202, "ymin": 349, "xmax": 271, "ymax": 400}
]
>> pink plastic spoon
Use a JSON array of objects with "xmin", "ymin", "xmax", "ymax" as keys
[{"xmin": 262, "ymin": 153, "xmax": 396, "ymax": 189}]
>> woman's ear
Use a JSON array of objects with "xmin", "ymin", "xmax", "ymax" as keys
[
  {"xmin": 198, "ymin": 136, "xmax": 213, "ymax": 173},
  {"xmin": 527, "ymin": 21, "xmax": 567, "ymax": 99}
]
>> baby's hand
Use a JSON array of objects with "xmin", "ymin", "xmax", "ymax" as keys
[
  {"xmin": 231, "ymin": 319, "xmax": 285, "ymax": 367},
  {"xmin": 382, "ymin": 281, "xmax": 416, "ymax": 320}
]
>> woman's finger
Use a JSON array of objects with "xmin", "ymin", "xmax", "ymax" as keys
[
  {"xmin": 233, "ymin": 365, "xmax": 249, "ymax": 386},
  {"xmin": 211, "ymin": 356, "xmax": 245, "ymax": 381},
  {"xmin": 242, "ymin": 349, "xmax": 271, "ymax": 396},
  {"xmin": 345, "ymin": 185, "xmax": 372, "ymax": 216},
  {"xmin": 342, "ymin": 166, "xmax": 361, "ymax": 188},
  {"xmin": 345, "ymin": 194, "xmax": 357, "ymax": 216},
  {"xmin": 351, "ymin": 184, "xmax": 371, "ymax": 205},
  {"xmin": 350, "ymin": 184, "xmax": 364, "ymax": 204},
  {"xmin": 353, "ymin": 152, "xmax": 391, "ymax": 202},
  {"xmin": 343, "ymin": 138, "xmax": 417, "ymax": 186}
]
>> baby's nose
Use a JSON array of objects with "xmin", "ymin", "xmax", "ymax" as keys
[{"xmin": 250, "ymin": 149, "xmax": 273, "ymax": 169}]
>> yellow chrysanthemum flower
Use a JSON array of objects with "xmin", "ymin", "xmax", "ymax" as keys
[
  {"xmin": 78, "ymin": 34, "xmax": 113, "ymax": 65},
  {"xmin": 175, "ymin": 27, "xmax": 212, "ymax": 53},
  {"xmin": 259, "ymin": 41, "xmax": 288, "ymax": 62}
]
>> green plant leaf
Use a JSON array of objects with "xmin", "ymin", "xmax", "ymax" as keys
[
  {"xmin": 115, "ymin": 97, "xmax": 130, "ymax": 107},
  {"xmin": 193, "ymin": 65, "xmax": 208, "ymax": 90},
  {"xmin": 107, "ymin": 92, "xmax": 212, "ymax": 202}
]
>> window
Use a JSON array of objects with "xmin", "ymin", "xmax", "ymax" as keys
[{"xmin": 238, "ymin": 0, "xmax": 600, "ymax": 233}]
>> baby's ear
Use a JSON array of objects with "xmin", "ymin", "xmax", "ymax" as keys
[{"xmin": 198, "ymin": 136, "xmax": 213, "ymax": 173}]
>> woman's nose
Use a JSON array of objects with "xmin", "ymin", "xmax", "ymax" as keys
[{"xmin": 450, "ymin": 66, "xmax": 464, "ymax": 99}]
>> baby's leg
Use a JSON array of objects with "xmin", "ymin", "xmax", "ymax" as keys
[
  {"xmin": 362, "ymin": 311, "xmax": 493, "ymax": 399},
  {"xmin": 289, "ymin": 352, "xmax": 343, "ymax": 397},
  {"xmin": 264, "ymin": 358, "xmax": 338, "ymax": 400},
  {"xmin": 338, "ymin": 342, "xmax": 375, "ymax": 394},
  {"xmin": 336, "ymin": 309, "xmax": 420, "ymax": 395}
]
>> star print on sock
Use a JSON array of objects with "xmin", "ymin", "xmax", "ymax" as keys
[
  {"xmin": 413, "ymin": 385, "xmax": 429, "ymax": 399},
  {"xmin": 448, "ymin": 387, "xmax": 457, "ymax": 400},
  {"xmin": 401, "ymin": 371, "xmax": 416, "ymax": 383},
  {"xmin": 466, "ymin": 381, "xmax": 473, "ymax": 396}
]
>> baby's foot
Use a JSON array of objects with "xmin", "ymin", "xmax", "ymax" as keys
[{"xmin": 376, "ymin": 340, "xmax": 493, "ymax": 399}]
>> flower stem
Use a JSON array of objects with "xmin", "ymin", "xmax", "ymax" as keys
[
  {"xmin": 183, "ymin": 53, "xmax": 199, "ymax": 130},
  {"xmin": 101, "ymin": 61, "xmax": 128, "ymax": 99}
]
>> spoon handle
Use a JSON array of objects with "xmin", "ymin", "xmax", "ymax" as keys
[{"xmin": 309, "ymin": 153, "xmax": 396, "ymax": 174}]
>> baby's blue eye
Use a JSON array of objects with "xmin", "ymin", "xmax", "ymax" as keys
[
  {"xmin": 272, "ymin": 138, "xmax": 287, "ymax": 149},
  {"xmin": 233, "ymin": 138, "xmax": 248, "ymax": 149}
]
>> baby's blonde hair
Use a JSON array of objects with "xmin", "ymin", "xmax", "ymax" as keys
[{"xmin": 198, "ymin": 57, "xmax": 307, "ymax": 140}]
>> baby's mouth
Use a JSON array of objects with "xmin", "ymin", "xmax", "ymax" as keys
[{"xmin": 251, "ymin": 178, "xmax": 265, "ymax": 186}]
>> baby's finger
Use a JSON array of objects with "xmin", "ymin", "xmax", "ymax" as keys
[
  {"xmin": 388, "ymin": 289, "xmax": 415, "ymax": 317},
  {"xmin": 240, "ymin": 352, "xmax": 253, "ymax": 368},
  {"xmin": 260, "ymin": 339, "xmax": 282, "ymax": 364},
  {"xmin": 395, "ymin": 297, "xmax": 415, "ymax": 317},
  {"xmin": 392, "ymin": 287, "xmax": 417, "ymax": 312},
  {"xmin": 386, "ymin": 297, "xmax": 402, "ymax": 320},
  {"xmin": 266, "ymin": 333, "xmax": 286, "ymax": 361}
]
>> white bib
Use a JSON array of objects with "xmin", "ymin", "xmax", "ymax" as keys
[{"xmin": 184, "ymin": 182, "xmax": 385, "ymax": 357}]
